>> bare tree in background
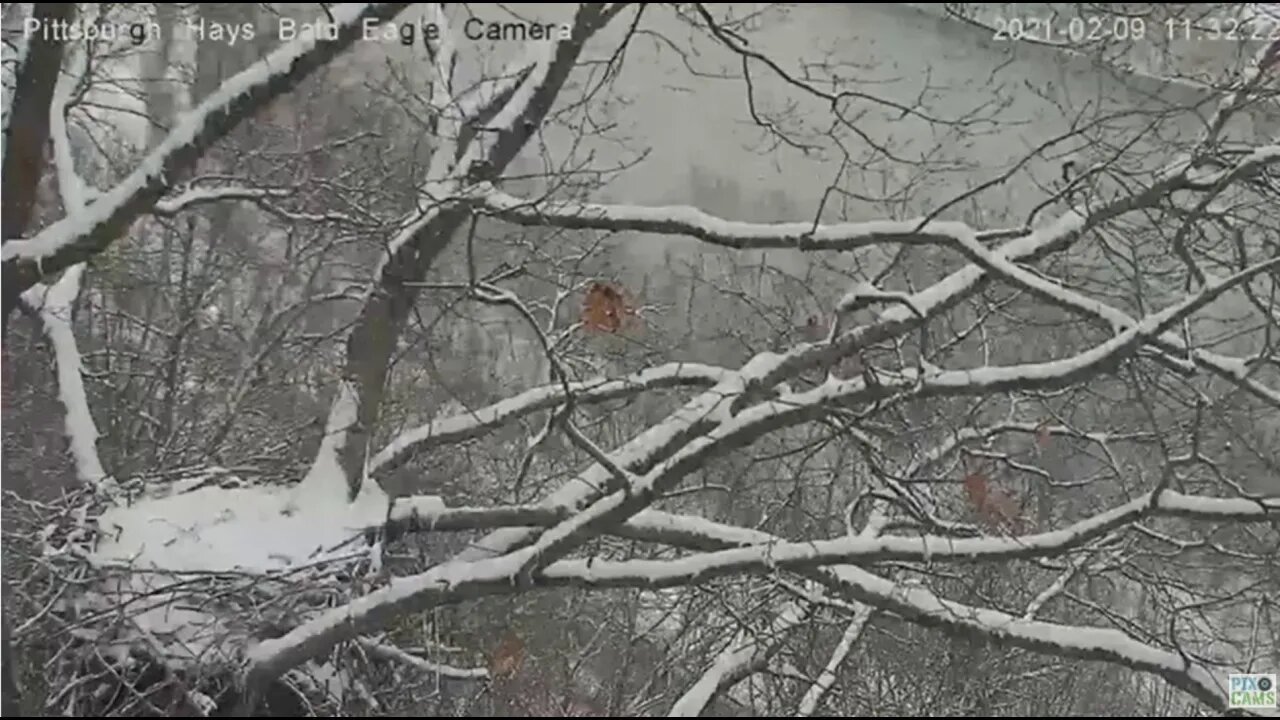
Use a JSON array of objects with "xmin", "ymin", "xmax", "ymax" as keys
[{"xmin": 2, "ymin": 2, "xmax": 1278, "ymax": 717}]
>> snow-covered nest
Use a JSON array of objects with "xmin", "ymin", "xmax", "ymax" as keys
[{"xmin": 32, "ymin": 468, "xmax": 402, "ymax": 716}]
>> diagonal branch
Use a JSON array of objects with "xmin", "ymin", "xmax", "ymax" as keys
[
  {"xmin": 666, "ymin": 600, "xmax": 812, "ymax": 717},
  {"xmin": 0, "ymin": 3, "xmax": 412, "ymax": 324},
  {"xmin": 793, "ymin": 603, "xmax": 875, "ymax": 717}
]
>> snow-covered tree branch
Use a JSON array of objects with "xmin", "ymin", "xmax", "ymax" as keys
[{"xmin": 0, "ymin": 3, "xmax": 411, "ymax": 322}]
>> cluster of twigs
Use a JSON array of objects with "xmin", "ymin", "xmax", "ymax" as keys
[{"xmin": 1, "ymin": 486, "xmax": 373, "ymax": 716}]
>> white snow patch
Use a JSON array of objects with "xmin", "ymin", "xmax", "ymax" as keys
[
  {"xmin": 92, "ymin": 479, "xmax": 389, "ymax": 576},
  {"xmin": 87, "ymin": 472, "xmax": 392, "ymax": 662}
]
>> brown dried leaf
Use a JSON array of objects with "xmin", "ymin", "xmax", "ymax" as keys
[
  {"xmin": 962, "ymin": 471, "xmax": 988, "ymax": 509},
  {"xmin": 581, "ymin": 281, "xmax": 635, "ymax": 333},
  {"xmin": 490, "ymin": 632, "xmax": 525, "ymax": 679}
]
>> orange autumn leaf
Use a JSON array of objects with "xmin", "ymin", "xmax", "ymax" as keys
[
  {"xmin": 490, "ymin": 632, "xmax": 525, "ymax": 679},
  {"xmin": 581, "ymin": 281, "xmax": 636, "ymax": 333}
]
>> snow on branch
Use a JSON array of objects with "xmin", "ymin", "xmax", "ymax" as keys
[
  {"xmin": 1, "ymin": 3, "xmax": 411, "ymax": 293},
  {"xmin": 299, "ymin": 379, "xmax": 363, "ymax": 498},
  {"xmin": 243, "ymin": 383, "xmax": 760, "ymax": 686},
  {"xmin": 911, "ymin": 256, "xmax": 1280, "ymax": 392},
  {"xmin": 423, "ymin": 3, "xmax": 456, "ymax": 107},
  {"xmin": 378, "ymin": 20, "xmax": 558, "ymax": 265},
  {"xmin": 667, "ymin": 601, "xmax": 811, "ymax": 717},
  {"xmin": 453, "ymin": 54, "xmax": 537, "ymax": 127},
  {"xmin": 545, "ymin": 490, "xmax": 1278, "ymax": 586},
  {"xmin": 571, "ymin": 505, "xmax": 1272, "ymax": 715},
  {"xmin": 424, "ymin": 217, "xmax": 1247, "ymax": 583},
  {"xmin": 819, "ymin": 564, "xmax": 1247, "ymax": 713},
  {"xmin": 152, "ymin": 186, "xmax": 294, "ymax": 216},
  {"xmin": 379, "ymin": 494, "xmax": 824, "ymax": 548},
  {"xmin": 305, "ymin": 6, "xmax": 622, "ymax": 503},
  {"xmin": 20, "ymin": 265, "xmax": 109, "ymax": 489},
  {"xmin": 794, "ymin": 604, "xmax": 874, "ymax": 717},
  {"xmin": 477, "ymin": 184, "xmax": 976, "ymax": 251},
  {"xmin": 356, "ymin": 638, "xmax": 488, "ymax": 680},
  {"xmin": 481, "ymin": 137, "xmax": 1278, "ymax": 416},
  {"xmin": 483, "ymin": 173, "xmax": 1278, "ymax": 408},
  {"xmin": 941, "ymin": 218, "xmax": 1280, "ymax": 408},
  {"xmin": 444, "ymin": 377, "xmax": 746, "ymax": 567},
  {"xmin": 369, "ymin": 362, "xmax": 731, "ymax": 474},
  {"xmin": 669, "ymin": 508, "xmax": 888, "ymax": 716}
]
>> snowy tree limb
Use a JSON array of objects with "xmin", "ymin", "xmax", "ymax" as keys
[
  {"xmin": 668, "ymin": 507, "xmax": 889, "ymax": 716},
  {"xmin": 813, "ymin": 564, "xmax": 1248, "ymax": 715},
  {"xmin": 478, "ymin": 184, "xmax": 985, "ymax": 251},
  {"xmin": 356, "ymin": 639, "xmax": 488, "ymax": 681},
  {"xmin": 440, "ymin": 150, "xmax": 1238, "ymax": 573},
  {"xmin": 10, "ymin": 3, "xmax": 1273, "ymax": 715},
  {"xmin": 580, "ymin": 503, "xmax": 1276, "ymax": 716},
  {"xmin": 152, "ymin": 186, "xmax": 294, "ymax": 216},
  {"xmin": 666, "ymin": 600, "xmax": 812, "ymax": 717},
  {"xmin": 274, "ymin": 260, "xmax": 1264, "ymax": 709},
  {"xmin": 369, "ymin": 362, "xmax": 731, "ymax": 475},
  {"xmin": 793, "ymin": 604, "xmax": 874, "ymax": 717},
  {"xmin": 1023, "ymin": 549, "xmax": 1096, "ymax": 621},
  {"xmin": 542, "ymin": 491, "xmax": 1278, "ymax": 585},
  {"xmin": 19, "ymin": 265, "xmax": 109, "ymax": 488},
  {"xmin": 1, "ymin": 3, "xmax": 412, "ymax": 321}
]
